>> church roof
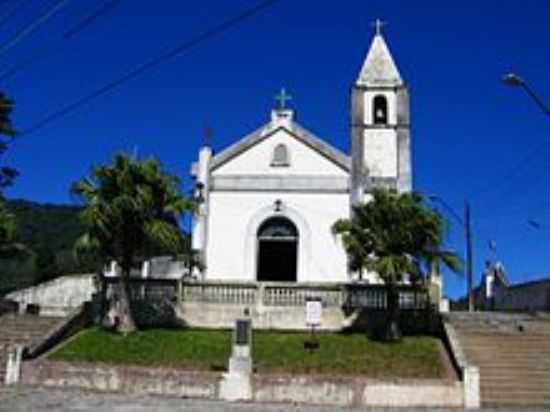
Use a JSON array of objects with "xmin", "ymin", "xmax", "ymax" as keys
[
  {"xmin": 210, "ymin": 114, "xmax": 350, "ymax": 172},
  {"xmin": 356, "ymin": 32, "xmax": 403, "ymax": 87}
]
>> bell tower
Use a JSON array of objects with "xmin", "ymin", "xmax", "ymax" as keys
[{"xmin": 351, "ymin": 20, "xmax": 411, "ymax": 205}]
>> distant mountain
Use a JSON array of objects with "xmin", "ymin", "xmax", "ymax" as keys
[
  {"xmin": 0, "ymin": 199, "xmax": 93, "ymax": 295},
  {"xmin": 0, "ymin": 199, "xmax": 190, "ymax": 296},
  {"xmin": 8, "ymin": 199, "xmax": 84, "ymax": 253}
]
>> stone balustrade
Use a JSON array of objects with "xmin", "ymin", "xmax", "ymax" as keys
[
  {"xmin": 182, "ymin": 282, "xmax": 257, "ymax": 305},
  {"xmin": 262, "ymin": 283, "xmax": 343, "ymax": 307},
  {"xmin": 103, "ymin": 278, "xmax": 429, "ymax": 310},
  {"xmin": 180, "ymin": 281, "xmax": 428, "ymax": 310},
  {"xmin": 100, "ymin": 279, "xmax": 430, "ymax": 331}
]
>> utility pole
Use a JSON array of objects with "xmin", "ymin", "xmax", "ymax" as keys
[
  {"xmin": 428, "ymin": 195, "xmax": 475, "ymax": 312},
  {"xmin": 465, "ymin": 201, "xmax": 474, "ymax": 312}
]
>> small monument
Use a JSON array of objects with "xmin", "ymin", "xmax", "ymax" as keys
[
  {"xmin": 219, "ymin": 316, "xmax": 253, "ymax": 401},
  {"xmin": 229, "ymin": 318, "xmax": 252, "ymax": 374}
]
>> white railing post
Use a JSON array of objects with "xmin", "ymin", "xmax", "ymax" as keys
[
  {"xmin": 5, "ymin": 345, "xmax": 23, "ymax": 385},
  {"xmin": 256, "ymin": 283, "xmax": 265, "ymax": 313}
]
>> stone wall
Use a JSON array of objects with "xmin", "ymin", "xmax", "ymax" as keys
[
  {"xmin": 178, "ymin": 281, "xmax": 433, "ymax": 333},
  {"xmin": 22, "ymin": 361, "xmax": 218, "ymax": 398},
  {"xmin": 496, "ymin": 279, "xmax": 550, "ymax": 311},
  {"xmin": 6, "ymin": 275, "xmax": 96, "ymax": 317},
  {"xmin": 21, "ymin": 360, "xmax": 463, "ymax": 408}
]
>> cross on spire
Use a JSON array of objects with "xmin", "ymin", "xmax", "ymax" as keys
[
  {"xmin": 275, "ymin": 88, "xmax": 292, "ymax": 110},
  {"xmin": 371, "ymin": 18, "xmax": 386, "ymax": 35}
]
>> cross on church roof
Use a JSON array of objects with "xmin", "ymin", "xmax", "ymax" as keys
[
  {"xmin": 275, "ymin": 88, "xmax": 292, "ymax": 110},
  {"xmin": 371, "ymin": 18, "xmax": 386, "ymax": 35}
]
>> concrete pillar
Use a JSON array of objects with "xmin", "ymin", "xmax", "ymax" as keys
[
  {"xmin": 192, "ymin": 146, "xmax": 212, "ymax": 278},
  {"xmin": 5, "ymin": 345, "xmax": 23, "ymax": 385},
  {"xmin": 141, "ymin": 260, "xmax": 151, "ymax": 278},
  {"xmin": 219, "ymin": 319, "xmax": 253, "ymax": 401},
  {"xmin": 464, "ymin": 365, "xmax": 480, "ymax": 409}
]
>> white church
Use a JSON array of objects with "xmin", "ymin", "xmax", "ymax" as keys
[{"xmin": 191, "ymin": 26, "xmax": 412, "ymax": 285}]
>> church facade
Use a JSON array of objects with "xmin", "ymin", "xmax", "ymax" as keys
[{"xmin": 191, "ymin": 28, "xmax": 411, "ymax": 284}]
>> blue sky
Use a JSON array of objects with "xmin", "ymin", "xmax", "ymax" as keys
[{"xmin": 2, "ymin": 0, "xmax": 549, "ymax": 297}]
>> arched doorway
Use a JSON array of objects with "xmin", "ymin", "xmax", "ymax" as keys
[{"xmin": 257, "ymin": 216, "xmax": 298, "ymax": 282}]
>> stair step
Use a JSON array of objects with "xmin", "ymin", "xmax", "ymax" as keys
[
  {"xmin": 481, "ymin": 381, "xmax": 550, "ymax": 390},
  {"xmin": 450, "ymin": 314, "xmax": 550, "ymax": 407},
  {"xmin": 481, "ymin": 372, "xmax": 550, "ymax": 380}
]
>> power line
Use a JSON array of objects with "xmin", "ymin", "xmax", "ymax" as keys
[
  {"xmin": 0, "ymin": 0, "xmax": 121, "ymax": 82},
  {"xmin": 63, "ymin": 0, "xmax": 119, "ymax": 39},
  {"xmin": 0, "ymin": 0, "xmax": 70, "ymax": 58},
  {"xmin": 21, "ymin": 0, "xmax": 281, "ymax": 136}
]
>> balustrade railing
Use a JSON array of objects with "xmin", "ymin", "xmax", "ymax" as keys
[
  {"xmin": 263, "ymin": 284, "xmax": 342, "ymax": 307},
  {"xmin": 180, "ymin": 281, "xmax": 428, "ymax": 310},
  {"xmin": 345, "ymin": 286, "xmax": 387, "ymax": 309},
  {"xmin": 103, "ymin": 278, "xmax": 428, "ymax": 310},
  {"xmin": 182, "ymin": 282, "xmax": 257, "ymax": 305},
  {"xmin": 104, "ymin": 278, "xmax": 178, "ymax": 303}
]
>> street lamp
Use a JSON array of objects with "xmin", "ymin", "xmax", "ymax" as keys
[
  {"xmin": 502, "ymin": 72, "xmax": 550, "ymax": 116},
  {"xmin": 428, "ymin": 196, "xmax": 474, "ymax": 312}
]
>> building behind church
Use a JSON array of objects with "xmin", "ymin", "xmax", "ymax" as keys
[{"xmin": 191, "ymin": 27, "xmax": 412, "ymax": 285}]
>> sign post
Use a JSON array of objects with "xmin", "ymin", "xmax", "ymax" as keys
[{"xmin": 305, "ymin": 297, "xmax": 322, "ymax": 352}]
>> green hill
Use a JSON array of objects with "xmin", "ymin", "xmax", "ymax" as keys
[
  {"xmin": 0, "ymin": 199, "xmax": 95, "ymax": 295},
  {"xmin": 0, "ymin": 199, "xmax": 191, "ymax": 296}
]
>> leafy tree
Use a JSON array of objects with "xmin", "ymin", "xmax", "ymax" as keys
[
  {"xmin": 0, "ymin": 92, "xmax": 17, "ymax": 191},
  {"xmin": 0, "ymin": 92, "xmax": 22, "ymax": 261},
  {"xmin": 333, "ymin": 189, "xmax": 460, "ymax": 341},
  {"xmin": 35, "ymin": 245, "xmax": 59, "ymax": 283},
  {"xmin": 71, "ymin": 153, "xmax": 193, "ymax": 333},
  {"xmin": 0, "ymin": 198, "xmax": 25, "ymax": 259}
]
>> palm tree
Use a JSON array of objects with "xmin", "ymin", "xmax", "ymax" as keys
[
  {"xmin": 333, "ymin": 189, "xmax": 460, "ymax": 341},
  {"xmin": 71, "ymin": 153, "xmax": 194, "ymax": 333}
]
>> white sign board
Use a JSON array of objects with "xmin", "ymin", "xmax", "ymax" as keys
[{"xmin": 306, "ymin": 299, "xmax": 322, "ymax": 327}]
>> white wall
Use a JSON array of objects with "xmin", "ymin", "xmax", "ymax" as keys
[
  {"xmin": 205, "ymin": 191, "xmax": 350, "ymax": 283},
  {"xmin": 6, "ymin": 275, "xmax": 96, "ymax": 317},
  {"xmin": 363, "ymin": 129, "xmax": 397, "ymax": 178},
  {"xmin": 213, "ymin": 128, "xmax": 348, "ymax": 177}
]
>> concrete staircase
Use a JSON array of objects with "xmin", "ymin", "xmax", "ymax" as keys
[
  {"xmin": 448, "ymin": 312, "xmax": 550, "ymax": 408},
  {"xmin": 0, "ymin": 314, "xmax": 61, "ymax": 385}
]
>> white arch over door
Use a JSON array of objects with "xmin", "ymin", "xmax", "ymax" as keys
[{"xmin": 244, "ymin": 203, "xmax": 311, "ymax": 282}]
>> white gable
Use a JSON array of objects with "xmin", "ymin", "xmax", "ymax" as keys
[{"xmin": 212, "ymin": 127, "xmax": 348, "ymax": 177}]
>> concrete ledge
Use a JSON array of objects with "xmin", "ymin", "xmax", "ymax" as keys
[
  {"xmin": 26, "ymin": 303, "xmax": 92, "ymax": 359},
  {"xmin": 22, "ymin": 361, "xmax": 219, "ymax": 399},
  {"xmin": 21, "ymin": 360, "xmax": 464, "ymax": 408},
  {"xmin": 443, "ymin": 321, "xmax": 480, "ymax": 409}
]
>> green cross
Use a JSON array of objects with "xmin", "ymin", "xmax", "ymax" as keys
[{"xmin": 275, "ymin": 88, "xmax": 292, "ymax": 110}]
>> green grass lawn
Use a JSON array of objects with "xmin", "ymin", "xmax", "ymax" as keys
[{"xmin": 49, "ymin": 328, "xmax": 445, "ymax": 378}]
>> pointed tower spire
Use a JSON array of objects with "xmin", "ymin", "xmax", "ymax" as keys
[
  {"xmin": 356, "ymin": 20, "xmax": 403, "ymax": 87},
  {"xmin": 350, "ymin": 20, "xmax": 412, "ymax": 204}
]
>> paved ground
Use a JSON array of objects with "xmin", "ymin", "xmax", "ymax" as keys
[{"xmin": 1, "ymin": 386, "xmax": 549, "ymax": 412}]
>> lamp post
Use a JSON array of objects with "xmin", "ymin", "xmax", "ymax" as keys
[
  {"xmin": 502, "ymin": 73, "xmax": 550, "ymax": 116},
  {"xmin": 428, "ymin": 196, "xmax": 474, "ymax": 312}
]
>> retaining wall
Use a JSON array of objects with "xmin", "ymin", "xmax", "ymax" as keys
[{"xmin": 21, "ymin": 360, "xmax": 464, "ymax": 408}]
